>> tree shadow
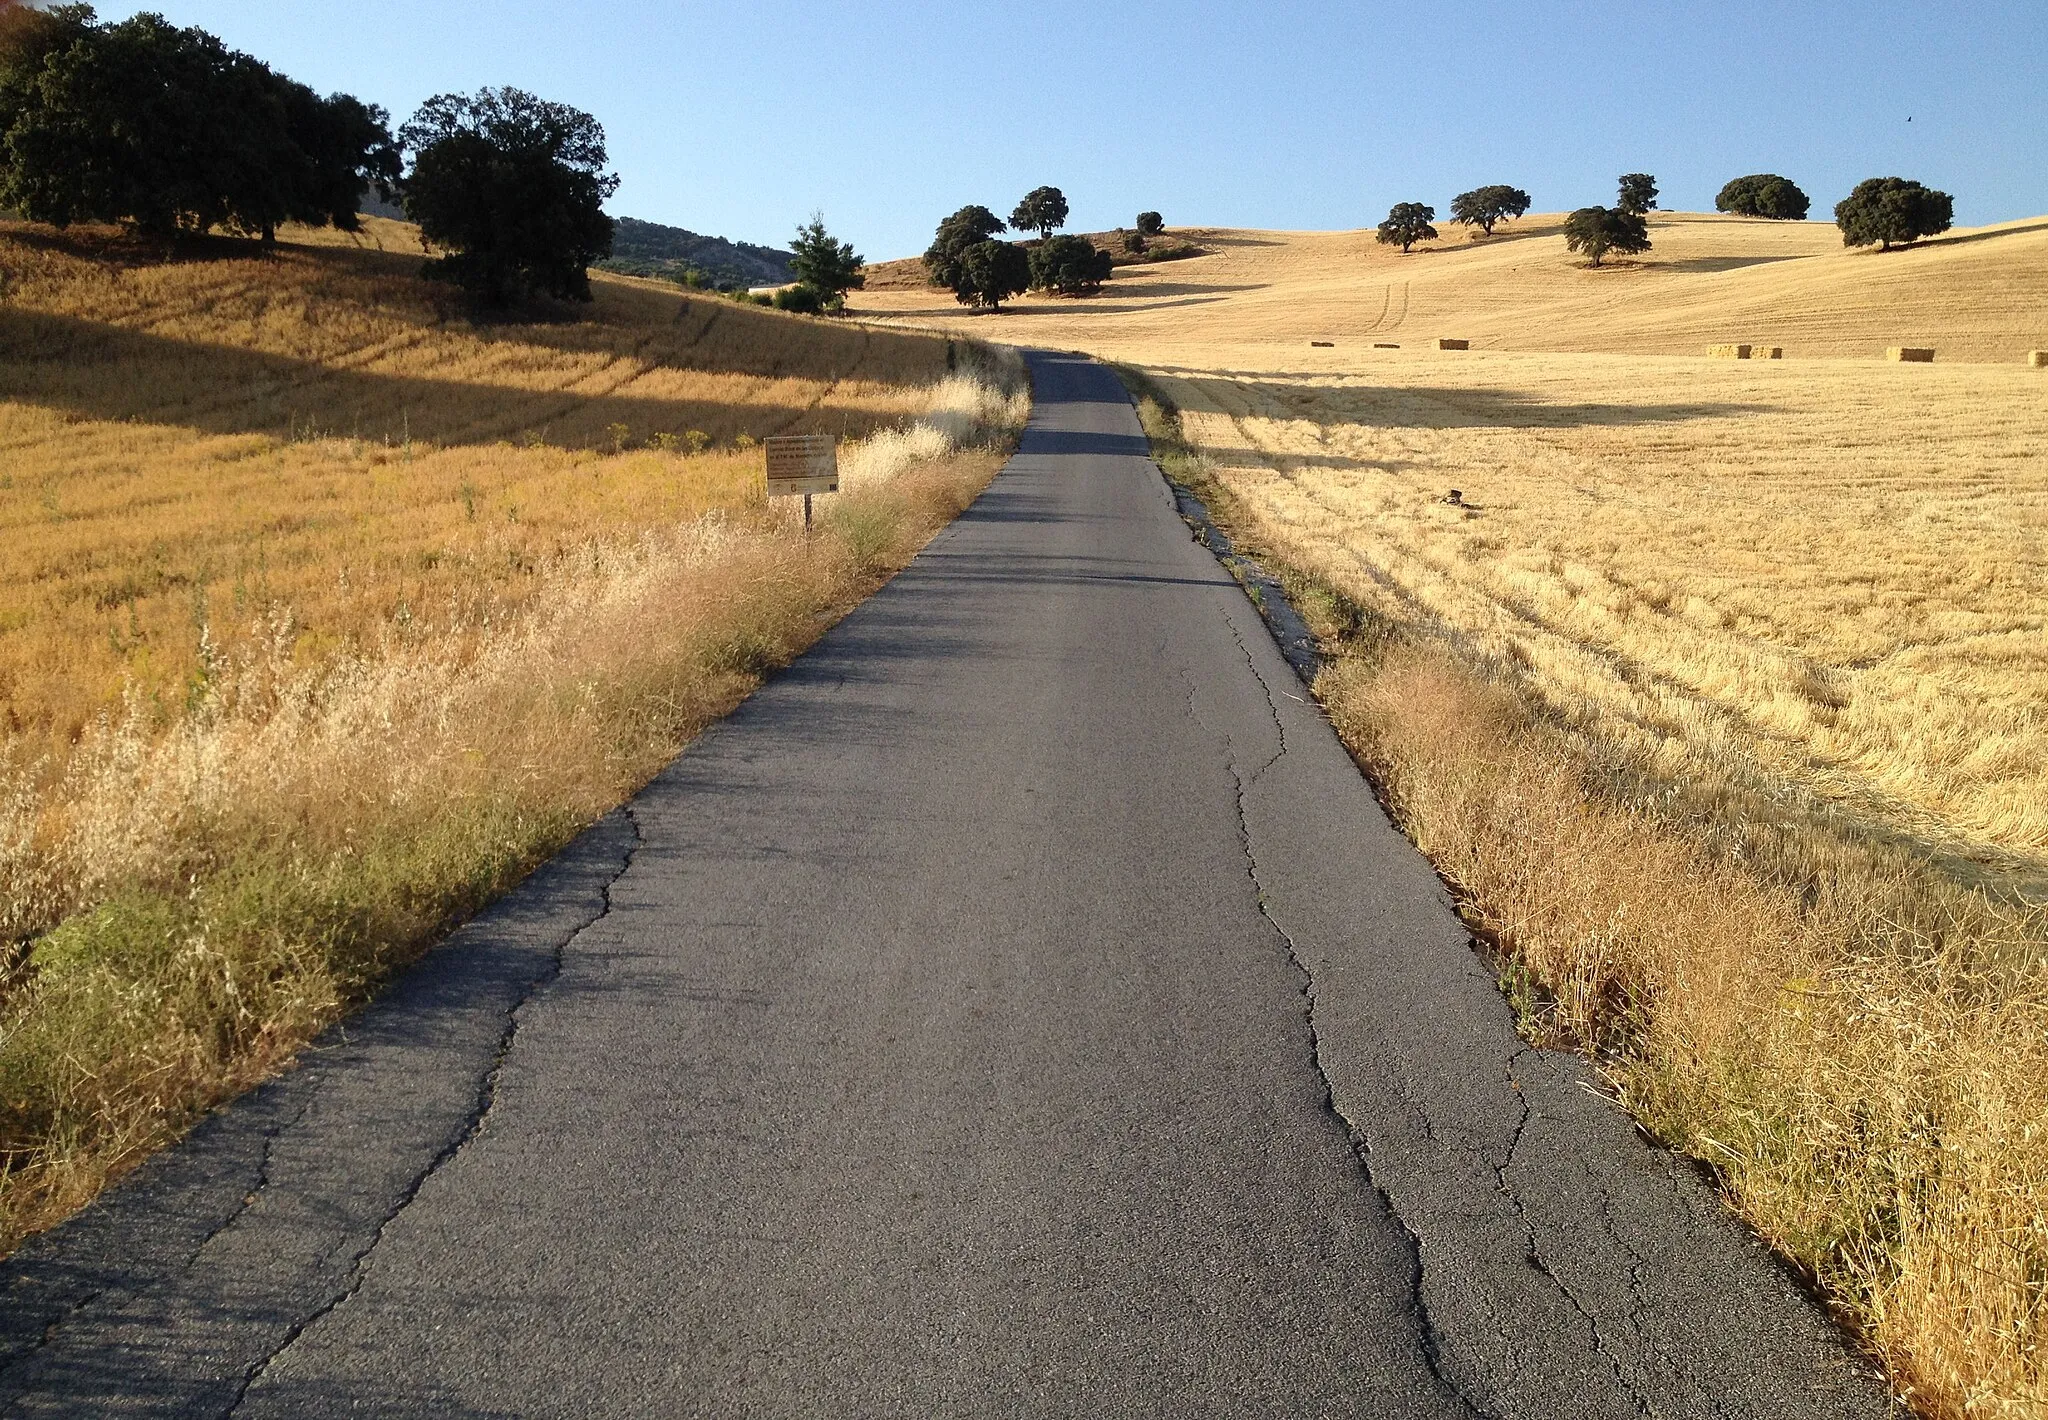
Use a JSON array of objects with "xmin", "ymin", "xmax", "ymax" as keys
[
  {"xmin": 1910, "ymin": 218, "xmax": 2048, "ymax": 250},
  {"xmin": 1172, "ymin": 374, "xmax": 1777, "ymax": 431},
  {"xmin": 1658, "ymin": 254, "xmax": 1813, "ymax": 273},
  {"xmin": 0, "ymin": 303, "xmax": 932, "ymax": 451}
]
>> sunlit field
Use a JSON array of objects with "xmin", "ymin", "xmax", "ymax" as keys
[
  {"xmin": 860, "ymin": 213, "xmax": 2048, "ymax": 1415},
  {"xmin": 0, "ymin": 218, "xmax": 1027, "ymax": 1246},
  {"xmin": 1, "ymin": 217, "xmax": 972, "ymax": 743}
]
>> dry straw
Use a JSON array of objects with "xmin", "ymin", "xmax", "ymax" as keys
[{"xmin": 0, "ymin": 221, "xmax": 1030, "ymax": 1245}]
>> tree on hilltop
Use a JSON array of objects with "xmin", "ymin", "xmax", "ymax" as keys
[
  {"xmin": 399, "ymin": 87, "xmax": 618, "ymax": 305},
  {"xmin": 1375, "ymin": 202, "xmax": 1437, "ymax": 253},
  {"xmin": 0, "ymin": 4, "xmax": 397, "ymax": 241},
  {"xmin": 1136, "ymin": 210, "xmax": 1164, "ymax": 235},
  {"xmin": 951, "ymin": 238, "xmax": 1030, "ymax": 311},
  {"xmin": 1029, "ymin": 233, "xmax": 1112, "ymax": 295},
  {"xmin": 923, "ymin": 204, "xmax": 1005, "ymax": 288},
  {"xmin": 1563, "ymin": 205, "xmax": 1651, "ymax": 266},
  {"xmin": 1449, "ymin": 185, "xmax": 1531, "ymax": 236},
  {"xmin": 1715, "ymin": 174, "xmax": 1810, "ymax": 221},
  {"xmin": 1617, "ymin": 173, "xmax": 1658, "ymax": 215},
  {"xmin": 787, "ymin": 211, "xmax": 863, "ymax": 310},
  {"xmin": 1011, "ymin": 186, "xmax": 1069, "ymax": 242},
  {"xmin": 1834, "ymin": 177, "xmax": 1953, "ymax": 251}
]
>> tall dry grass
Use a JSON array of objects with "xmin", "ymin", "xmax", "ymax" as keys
[
  {"xmin": 0, "ymin": 220, "xmax": 1028, "ymax": 1245},
  {"xmin": 0, "ymin": 219, "xmax": 967, "ymax": 743},
  {"xmin": 1131, "ymin": 382, "xmax": 2048, "ymax": 1419}
]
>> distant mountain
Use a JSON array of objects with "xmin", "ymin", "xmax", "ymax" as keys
[{"xmin": 597, "ymin": 217, "xmax": 796, "ymax": 290}]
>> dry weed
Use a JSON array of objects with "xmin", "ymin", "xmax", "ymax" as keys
[
  {"xmin": 1135, "ymin": 385, "xmax": 2048, "ymax": 1418},
  {"xmin": 0, "ymin": 224, "xmax": 1027, "ymax": 1246}
]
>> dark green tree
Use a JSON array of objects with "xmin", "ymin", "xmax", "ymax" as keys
[
  {"xmin": 787, "ymin": 211, "xmax": 863, "ymax": 310},
  {"xmin": 1375, "ymin": 201, "xmax": 1437, "ymax": 253},
  {"xmin": 398, "ymin": 87, "xmax": 618, "ymax": 306},
  {"xmin": 1122, "ymin": 230, "xmax": 1146, "ymax": 254},
  {"xmin": 1135, "ymin": 210, "xmax": 1164, "ymax": 236},
  {"xmin": 1010, "ymin": 185, "xmax": 1068, "ymax": 242},
  {"xmin": 1617, "ymin": 173, "xmax": 1658, "ymax": 215},
  {"xmin": 0, "ymin": 5, "xmax": 395, "ymax": 242},
  {"xmin": 1028, "ymin": 233, "xmax": 1112, "ymax": 295},
  {"xmin": 951, "ymin": 239, "xmax": 1030, "ymax": 310},
  {"xmin": 1715, "ymin": 173, "xmax": 1810, "ymax": 220},
  {"xmin": 276, "ymin": 85, "xmax": 400, "ymax": 235},
  {"xmin": 923, "ymin": 204, "xmax": 1005, "ymax": 288},
  {"xmin": 1563, "ymin": 205, "xmax": 1651, "ymax": 266},
  {"xmin": 1834, "ymin": 177, "xmax": 1954, "ymax": 251},
  {"xmin": 1449, "ymin": 184, "xmax": 1531, "ymax": 236}
]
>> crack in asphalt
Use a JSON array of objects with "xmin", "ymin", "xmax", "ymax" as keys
[
  {"xmin": 0, "ymin": 1091, "xmax": 323, "ymax": 1393},
  {"xmin": 1184, "ymin": 596, "xmax": 1486, "ymax": 1420},
  {"xmin": 185, "ymin": 1094, "xmax": 320, "ymax": 1271},
  {"xmin": 1170, "ymin": 453, "xmax": 1671, "ymax": 1418},
  {"xmin": 1501, "ymin": 1049, "xmax": 1653, "ymax": 1416},
  {"xmin": 222, "ymin": 807, "xmax": 645, "ymax": 1415}
]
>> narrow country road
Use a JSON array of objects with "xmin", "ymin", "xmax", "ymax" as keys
[{"xmin": 0, "ymin": 353, "xmax": 1889, "ymax": 1417}]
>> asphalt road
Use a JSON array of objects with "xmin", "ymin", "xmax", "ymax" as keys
[{"xmin": 0, "ymin": 352, "xmax": 1892, "ymax": 1418}]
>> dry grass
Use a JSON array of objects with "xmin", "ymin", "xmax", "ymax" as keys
[
  {"xmin": 0, "ymin": 220, "xmax": 1028, "ymax": 1246},
  {"xmin": 0, "ymin": 218, "xmax": 967, "ymax": 744},
  {"xmin": 1131, "ymin": 382, "xmax": 2048, "ymax": 1419},
  {"xmin": 1161, "ymin": 352, "xmax": 2048, "ymax": 878},
  {"xmin": 950, "ymin": 216, "xmax": 2048, "ymax": 1417},
  {"xmin": 854, "ymin": 212, "xmax": 2048, "ymax": 362}
]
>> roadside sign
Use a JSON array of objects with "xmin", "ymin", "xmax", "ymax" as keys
[{"xmin": 764, "ymin": 433, "xmax": 838, "ymax": 496}]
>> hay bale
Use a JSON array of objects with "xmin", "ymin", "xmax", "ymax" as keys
[
  {"xmin": 1436, "ymin": 338, "xmax": 1470, "ymax": 351},
  {"xmin": 2027, "ymin": 350, "xmax": 2047, "ymax": 368},
  {"xmin": 1887, "ymin": 347, "xmax": 1935, "ymax": 362},
  {"xmin": 1310, "ymin": 340, "xmax": 1334, "ymax": 348},
  {"xmin": 1708, "ymin": 343, "xmax": 1752, "ymax": 359},
  {"xmin": 1372, "ymin": 342, "xmax": 1400, "ymax": 349},
  {"xmin": 1753, "ymin": 346, "xmax": 1783, "ymax": 359}
]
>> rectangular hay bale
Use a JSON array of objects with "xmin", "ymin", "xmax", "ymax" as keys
[
  {"xmin": 1436, "ymin": 338, "xmax": 1470, "ymax": 351},
  {"xmin": 2028, "ymin": 350, "xmax": 2047, "ymax": 368},
  {"xmin": 1887, "ymin": 347, "xmax": 1935, "ymax": 362},
  {"xmin": 1708, "ymin": 343, "xmax": 1752, "ymax": 359},
  {"xmin": 1753, "ymin": 346, "xmax": 1783, "ymax": 359},
  {"xmin": 1372, "ymin": 342, "xmax": 1400, "ymax": 349},
  {"xmin": 1310, "ymin": 340, "xmax": 1334, "ymax": 348}
]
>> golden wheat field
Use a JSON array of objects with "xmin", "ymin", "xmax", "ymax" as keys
[
  {"xmin": 0, "ymin": 216, "xmax": 966, "ymax": 744},
  {"xmin": 860, "ymin": 212, "xmax": 2048, "ymax": 884},
  {"xmin": 858, "ymin": 210, "xmax": 2048, "ymax": 360},
  {"xmin": 864, "ymin": 214, "xmax": 2048, "ymax": 1415},
  {"xmin": 0, "ymin": 217, "xmax": 1027, "ymax": 1246}
]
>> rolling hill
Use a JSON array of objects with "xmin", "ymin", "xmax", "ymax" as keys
[
  {"xmin": 598, "ymin": 215, "xmax": 796, "ymax": 289},
  {"xmin": 855, "ymin": 212, "xmax": 2048, "ymax": 362}
]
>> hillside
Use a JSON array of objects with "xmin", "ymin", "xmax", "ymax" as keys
[
  {"xmin": 598, "ymin": 215, "xmax": 795, "ymax": 289},
  {"xmin": 0, "ymin": 214, "xmax": 1024, "ymax": 1250},
  {"xmin": 0, "ymin": 217, "xmax": 956, "ymax": 742},
  {"xmin": 855, "ymin": 212, "xmax": 2048, "ymax": 362}
]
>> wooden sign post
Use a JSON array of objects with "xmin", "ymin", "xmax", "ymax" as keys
[{"xmin": 764, "ymin": 433, "xmax": 838, "ymax": 533}]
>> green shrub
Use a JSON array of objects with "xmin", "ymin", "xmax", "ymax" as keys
[
  {"xmin": 1716, "ymin": 174, "xmax": 1811, "ymax": 220},
  {"xmin": 1029, "ymin": 234, "xmax": 1113, "ymax": 296},
  {"xmin": 771, "ymin": 283, "xmax": 825, "ymax": 313}
]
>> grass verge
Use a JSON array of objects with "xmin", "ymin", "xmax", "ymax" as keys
[
  {"xmin": 0, "ymin": 358, "xmax": 1028, "ymax": 1249},
  {"xmin": 1121, "ymin": 364, "xmax": 2048, "ymax": 1420}
]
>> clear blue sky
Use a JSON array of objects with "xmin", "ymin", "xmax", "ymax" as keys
[{"xmin": 98, "ymin": 1, "xmax": 2048, "ymax": 259}]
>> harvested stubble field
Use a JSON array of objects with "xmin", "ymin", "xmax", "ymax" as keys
[
  {"xmin": 0, "ymin": 217, "xmax": 1027, "ymax": 1244},
  {"xmin": 861, "ymin": 213, "xmax": 2048, "ymax": 1416}
]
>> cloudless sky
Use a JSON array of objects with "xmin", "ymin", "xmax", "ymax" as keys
[{"xmin": 96, "ymin": 1, "xmax": 2048, "ymax": 259}]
